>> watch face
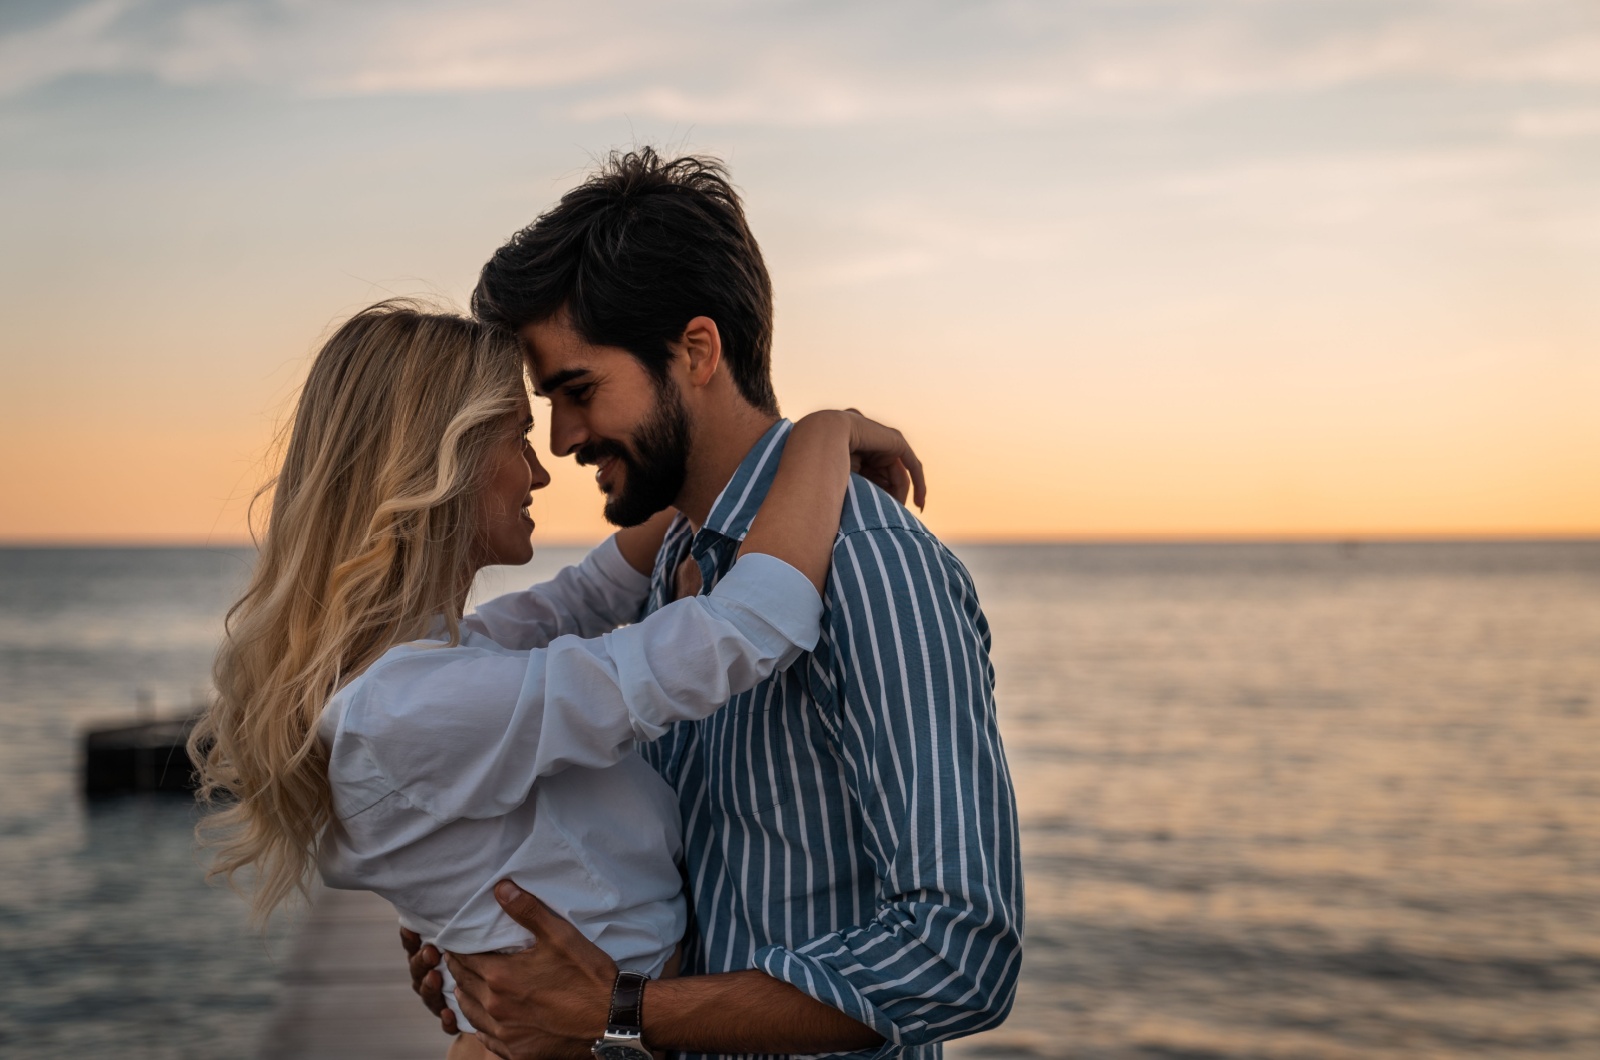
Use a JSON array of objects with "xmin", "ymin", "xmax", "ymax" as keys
[{"xmin": 593, "ymin": 1043, "xmax": 650, "ymax": 1060}]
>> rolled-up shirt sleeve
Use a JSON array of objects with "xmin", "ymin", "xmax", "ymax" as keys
[
  {"xmin": 340, "ymin": 553, "xmax": 823, "ymax": 823},
  {"xmin": 462, "ymin": 534, "xmax": 652, "ymax": 648},
  {"xmin": 752, "ymin": 528, "xmax": 1024, "ymax": 1053}
]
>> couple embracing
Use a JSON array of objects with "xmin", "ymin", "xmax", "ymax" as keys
[{"xmin": 193, "ymin": 150, "xmax": 1022, "ymax": 1060}]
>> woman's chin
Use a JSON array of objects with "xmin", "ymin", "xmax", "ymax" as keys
[{"xmin": 486, "ymin": 536, "xmax": 535, "ymax": 568}]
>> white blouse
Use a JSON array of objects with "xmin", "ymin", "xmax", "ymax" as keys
[{"xmin": 315, "ymin": 538, "xmax": 822, "ymax": 1028}]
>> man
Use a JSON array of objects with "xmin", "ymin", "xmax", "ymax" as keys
[{"xmin": 406, "ymin": 149, "xmax": 1022, "ymax": 1059}]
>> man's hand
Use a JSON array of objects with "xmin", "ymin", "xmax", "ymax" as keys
[
  {"xmin": 446, "ymin": 880, "xmax": 616, "ymax": 1060},
  {"xmin": 401, "ymin": 927, "xmax": 460, "ymax": 1036},
  {"xmin": 448, "ymin": 879, "xmax": 881, "ymax": 1057}
]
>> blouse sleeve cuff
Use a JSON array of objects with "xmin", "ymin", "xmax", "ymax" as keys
[
  {"xmin": 589, "ymin": 533, "xmax": 654, "ymax": 596},
  {"xmin": 707, "ymin": 553, "xmax": 825, "ymax": 654}
]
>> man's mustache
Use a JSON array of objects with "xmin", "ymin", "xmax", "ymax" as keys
[{"xmin": 573, "ymin": 440, "xmax": 631, "ymax": 467}]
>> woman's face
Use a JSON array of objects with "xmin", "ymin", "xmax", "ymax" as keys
[{"xmin": 474, "ymin": 388, "xmax": 551, "ymax": 569}]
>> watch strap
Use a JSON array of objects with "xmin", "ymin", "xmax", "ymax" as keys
[{"xmin": 607, "ymin": 970, "xmax": 649, "ymax": 1034}]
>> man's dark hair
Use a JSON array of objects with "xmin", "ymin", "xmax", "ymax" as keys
[{"xmin": 472, "ymin": 149, "xmax": 778, "ymax": 415}]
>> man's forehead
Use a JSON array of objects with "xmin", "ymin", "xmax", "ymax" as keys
[
  {"xmin": 519, "ymin": 319, "xmax": 646, "ymax": 394},
  {"xmin": 518, "ymin": 316, "xmax": 577, "ymax": 355},
  {"xmin": 519, "ymin": 318, "xmax": 591, "ymax": 386}
]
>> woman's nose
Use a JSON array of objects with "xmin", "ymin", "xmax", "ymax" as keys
[{"xmin": 526, "ymin": 445, "xmax": 553, "ymax": 491}]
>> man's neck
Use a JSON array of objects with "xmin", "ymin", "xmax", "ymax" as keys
[{"xmin": 674, "ymin": 404, "xmax": 781, "ymax": 531}]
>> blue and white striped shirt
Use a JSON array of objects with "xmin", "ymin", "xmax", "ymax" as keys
[{"xmin": 637, "ymin": 420, "xmax": 1023, "ymax": 1060}]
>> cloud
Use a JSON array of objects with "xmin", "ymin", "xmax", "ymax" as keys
[
  {"xmin": 4, "ymin": 0, "xmax": 1600, "ymax": 127},
  {"xmin": 1154, "ymin": 146, "xmax": 1536, "ymax": 229},
  {"xmin": 787, "ymin": 200, "xmax": 1067, "ymax": 288},
  {"xmin": 0, "ymin": 0, "xmax": 134, "ymax": 98},
  {"xmin": 1512, "ymin": 107, "xmax": 1600, "ymax": 139},
  {"xmin": 0, "ymin": 0, "xmax": 659, "ymax": 98}
]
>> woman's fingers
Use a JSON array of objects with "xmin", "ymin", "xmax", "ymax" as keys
[
  {"xmin": 858, "ymin": 455, "xmax": 910, "ymax": 505},
  {"xmin": 887, "ymin": 460, "xmax": 912, "ymax": 507},
  {"xmin": 902, "ymin": 446, "xmax": 927, "ymax": 510},
  {"xmin": 836, "ymin": 411, "xmax": 927, "ymax": 510}
]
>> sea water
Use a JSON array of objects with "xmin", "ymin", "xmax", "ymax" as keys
[{"xmin": 1, "ymin": 542, "xmax": 1596, "ymax": 1058}]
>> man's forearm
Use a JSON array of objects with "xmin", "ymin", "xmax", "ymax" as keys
[{"xmin": 643, "ymin": 969, "xmax": 882, "ymax": 1054}]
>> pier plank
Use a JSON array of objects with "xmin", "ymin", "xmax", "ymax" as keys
[{"xmin": 256, "ymin": 887, "xmax": 449, "ymax": 1060}]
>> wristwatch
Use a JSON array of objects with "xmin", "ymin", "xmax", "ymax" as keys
[{"xmin": 591, "ymin": 970, "xmax": 653, "ymax": 1060}]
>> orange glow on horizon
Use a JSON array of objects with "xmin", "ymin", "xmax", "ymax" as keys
[{"xmin": 2, "ymin": 3, "xmax": 1597, "ymax": 546}]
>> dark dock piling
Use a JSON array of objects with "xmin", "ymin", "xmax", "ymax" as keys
[{"xmin": 81, "ymin": 711, "xmax": 201, "ymax": 795}]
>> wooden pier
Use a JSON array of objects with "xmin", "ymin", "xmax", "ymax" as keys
[{"xmin": 256, "ymin": 886, "xmax": 447, "ymax": 1059}]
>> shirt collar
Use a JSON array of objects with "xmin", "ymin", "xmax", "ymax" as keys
[{"xmin": 698, "ymin": 419, "xmax": 793, "ymax": 544}]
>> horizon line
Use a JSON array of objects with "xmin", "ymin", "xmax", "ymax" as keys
[{"xmin": 3, "ymin": 530, "xmax": 1598, "ymax": 550}]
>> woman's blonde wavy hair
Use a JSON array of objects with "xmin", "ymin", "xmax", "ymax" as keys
[{"xmin": 189, "ymin": 300, "xmax": 527, "ymax": 924}]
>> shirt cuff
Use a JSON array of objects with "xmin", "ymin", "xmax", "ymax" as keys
[
  {"xmin": 591, "ymin": 533, "xmax": 654, "ymax": 597},
  {"xmin": 708, "ymin": 553, "xmax": 825, "ymax": 654},
  {"xmin": 753, "ymin": 944, "xmax": 902, "ymax": 1060}
]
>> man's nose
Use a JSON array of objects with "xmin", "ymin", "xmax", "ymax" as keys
[{"xmin": 547, "ymin": 406, "xmax": 588, "ymax": 459}]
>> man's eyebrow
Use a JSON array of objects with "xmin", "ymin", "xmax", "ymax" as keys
[{"xmin": 533, "ymin": 368, "xmax": 591, "ymax": 396}]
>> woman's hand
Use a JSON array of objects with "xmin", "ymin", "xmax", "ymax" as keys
[
  {"xmin": 796, "ymin": 409, "xmax": 926, "ymax": 510},
  {"xmin": 740, "ymin": 410, "xmax": 926, "ymax": 594}
]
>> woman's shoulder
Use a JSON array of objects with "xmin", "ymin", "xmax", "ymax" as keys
[{"xmin": 331, "ymin": 636, "xmax": 514, "ymax": 729}]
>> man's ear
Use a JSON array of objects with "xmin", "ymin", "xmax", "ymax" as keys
[{"xmin": 676, "ymin": 316, "xmax": 723, "ymax": 389}]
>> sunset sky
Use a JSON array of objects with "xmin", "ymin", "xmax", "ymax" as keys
[{"xmin": 1, "ymin": 0, "xmax": 1597, "ymax": 544}]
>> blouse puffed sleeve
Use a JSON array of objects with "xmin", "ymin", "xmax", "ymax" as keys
[
  {"xmin": 338, "ymin": 553, "xmax": 821, "ymax": 822},
  {"xmin": 462, "ymin": 535, "xmax": 651, "ymax": 649}
]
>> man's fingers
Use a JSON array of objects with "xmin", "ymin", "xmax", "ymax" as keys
[
  {"xmin": 453, "ymin": 982, "xmax": 496, "ymax": 1039},
  {"xmin": 402, "ymin": 933, "xmax": 454, "ymax": 1033},
  {"xmin": 493, "ymin": 879, "xmax": 571, "ymax": 941},
  {"xmin": 410, "ymin": 943, "xmax": 439, "ymax": 974},
  {"xmin": 411, "ymin": 942, "xmax": 445, "ymax": 1022},
  {"xmin": 411, "ymin": 942, "xmax": 441, "ymax": 986},
  {"xmin": 419, "ymin": 969, "xmax": 448, "ymax": 1015},
  {"xmin": 446, "ymin": 951, "xmax": 486, "ymax": 990}
]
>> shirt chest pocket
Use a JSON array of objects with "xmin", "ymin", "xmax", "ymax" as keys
[{"xmin": 698, "ymin": 687, "xmax": 797, "ymax": 819}]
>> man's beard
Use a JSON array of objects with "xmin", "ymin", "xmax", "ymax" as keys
[{"xmin": 575, "ymin": 379, "xmax": 691, "ymax": 527}]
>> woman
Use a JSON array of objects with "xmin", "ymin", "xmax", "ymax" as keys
[{"xmin": 188, "ymin": 301, "xmax": 922, "ymax": 1050}]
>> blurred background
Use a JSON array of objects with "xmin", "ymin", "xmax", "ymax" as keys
[{"xmin": 1, "ymin": 1, "xmax": 1596, "ymax": 1057}]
